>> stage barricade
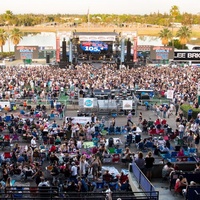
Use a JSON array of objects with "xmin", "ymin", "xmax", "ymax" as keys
[{"xmin": 1, "ymin": 186, "xmax": 159, "ymax": 200}]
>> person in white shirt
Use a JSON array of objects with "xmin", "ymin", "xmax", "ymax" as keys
[
  {"xmin": 31, "ymin": 137, "xmax": 37, "ymax": 150},
  {"xmin": 178, "ymin": 123, "xmax": 185, "ymax": 139},
  {"xmin": 79, "ymin": 155, "xmax": 89, "ymax": 177},
  {"xmin": 38, "ymin": 177, "xmax": 50, "ymax": 187},
  {"xmin": 71, "ymin": 162, "xmax": 78, "ymax": 179}
]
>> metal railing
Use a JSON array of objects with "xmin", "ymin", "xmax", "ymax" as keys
[
  {"xmin": 195, "ymin": 190, "xmax": 200, "ymax": 200},
  {"xmin": 1, "ymin": 187, "xmax": 159, "ymax": 200},
  {"xmin": 131, "ymin": 162, "xmax": 158, "ymax": 199}
]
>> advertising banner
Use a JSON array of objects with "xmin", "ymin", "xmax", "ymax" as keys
[
  {"xmin": 120, "ymin": 38, "xmax": 125, "ymax": 63},
  {"xmin": 15, "ymin": 46, "xmax": 39, "ymax": 59},
  {"xmin": 150, "ymin": 46, "xmax": 174, "ymax": 60},
  {"xmin": 56, "ymin": 37, "xmax": 60, "ymax": 62},
  {"xmin": 84, "ymin": 98, "xmax": 94, "ymax": 108},
  {"xmin": 122, "ymin": 100, "xmax": 133, "ymax": 110},
  {"xmin": 65, "ymin": 117, "xmax": 92, "ymax": 124},
  {"xmin": 174, "ymin": 51, "xmax": 200, "ymax": 61},
  {"xmin": 166, "ymin": 90, "xmax": 174, "ymax": 99}
]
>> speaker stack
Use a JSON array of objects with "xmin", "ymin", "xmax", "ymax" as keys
[
  {"xmin": 126, "ymin": 40, "xmax": 131, "ymax": 62},
  {"xmin": 46, "ymin": 54, "xmax": 50, "ymax": 63},
  {"xmin": 62, "ymin": 39, "xmax": 67, "ymax": 61}
]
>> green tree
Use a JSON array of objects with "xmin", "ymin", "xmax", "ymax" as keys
[
  {"xmin": 168, "ymin": 39, "xmax": 188, "ymax": 49},
  {"xmin": 10, "ymin": 28, "xmax": 23, "ymax": 46},
  {"xmin": 158, "ymin": 28, "xmax": 172, "ymax": 46},
  {"xmin": 176, "ymin": 26, "xmax": 192, "ymax": 49},
  {"xmin": 170, "ymin": 5, "xmax": 180, "ymax": 20},
  {"xmin": 3, "ymin": 10, "xmax": 14, "ymax": 25},
  {"xmin": 0, "ymin": 29, "xmax": 8, "ymax": 52}
]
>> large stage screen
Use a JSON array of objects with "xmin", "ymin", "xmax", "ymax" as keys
[
  {"xmin": 15, "ymin": 46, "xmax": 39, "ymax": 59},
  {"xmin": 80, "ymin": 41, "xmax": 108, "ymax": 53},
  {"xmin": 150, "ymin": 46, "xmax": 174, "ymax": 60}
]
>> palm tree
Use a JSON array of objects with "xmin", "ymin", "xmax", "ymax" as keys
[
  {"xmin": 170, "ymin": 5, "xmax": 180, "ymax": 47},
  {"xmin": 10, "ymin": 28, "xmax": 23, "ymax": 46},
  {"xmin": 0, "ymin": 29, "xmax": 8, "ymax": 52},
  {"xmin": 3, "ymin": 10, "xmax": 14, "ymax": 53},
  {"xmin": 158, "ymin": 28, "xmax": 173, "ymax": 46},
  {"xmin": 170, "ymin": 5, "xmax": 180, "ymax": 19},
  {"xmin": 176, "ymin": 26, "xmax": 192, "ymax": 49}
]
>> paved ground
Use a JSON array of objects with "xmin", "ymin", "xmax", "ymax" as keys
[
  {"xmin": 0, "ymin": 103, "xmax": 183, "ymax": 199},
  {"xmin": 66, "ymin": 104, "xmax": 184, "ymax": 200}
]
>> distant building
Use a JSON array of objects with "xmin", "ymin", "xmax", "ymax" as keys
[{"xmin": 170, "ymin": 22, "xmax": 182, "ymax": 28}]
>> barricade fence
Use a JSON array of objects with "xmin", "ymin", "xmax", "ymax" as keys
[
  {"xmin": 0, "ymin": 99, "xmax": 68, "ymax": 109},
  {"xmin": 195, "ymin": 190, "xmax": 200, "ymax": 200},
  {"xmin": 1, "ymin": 187, "xmax": 159, "ymax": 200},
  {"xmin": 131, "ymin": 162, "xmax": 158, "ymax": 199},
  {"xmin": 0, "ymin": 98, "xmax": 67, "ymax": 119}
]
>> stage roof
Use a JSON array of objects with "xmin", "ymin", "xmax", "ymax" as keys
[{"xmin": 73, "ymin": 32, "xmax": 118, "ymax": 42}]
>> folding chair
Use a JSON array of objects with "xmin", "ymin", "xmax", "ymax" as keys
[
  {"xmin": 3, "ymin": 135, "xmax": 11, "ymax": 150},
  {"xmin": 108, "ymin": 147, "xmax": 115, "ymax": 154},
  {"xmin": 4, "ymin": 116, "xmax": 11, "ymax": 122},
  {"xmin": 49, "ymin": 137, "xmax": 55, "ymax": 145},
  {"xmin": 109, "ymin": 126, "xmax": 115, "ymax": 135},
  {"xmin": 115, "ymin": 126, "xmax": 121, "ymax": 135},
  {"xmin": 4, "ymin": 152, "xmax": 12, "ymax": 159},
  {"xmin": 12, "ymin": 133, "xmax": 20, "ymax": 142},
  {"xmin": 115, "ymin": 148, "xmax": 122, "ymax": 154},
  {"xmin": 112, "ymin": 153, "xmax": 120, "ymax": 163},
  {"xmin": 49, "ymin": 113, "xmax": 55, "ymax": 120}
]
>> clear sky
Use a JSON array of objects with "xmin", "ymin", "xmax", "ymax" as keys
[{"xmin": 0, "ymin": 0, "xmax": 200, "ymax": 15}]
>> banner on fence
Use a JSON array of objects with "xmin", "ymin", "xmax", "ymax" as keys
[
  {"xmin": 0, "ymin": 101, "xmax": 10, "ymax": 109},
  {"xmin": 122, "ymin": 100, "xmax": 133, "ymax": 110},
  {"xmin": 166, "ymin": 90, "xmax": 174, "ymax": 99},
  {"xmin": 84, "ymin": 98, "xmax": 94, "ymax": 108},
  {"xmin": 65, "ymin": 116, "xmax": 92, "ymax": 124}
]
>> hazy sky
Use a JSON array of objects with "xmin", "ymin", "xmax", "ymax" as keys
[{"xmin": 0, "ymin": 0, "xmax": 200, "ymax": 15}]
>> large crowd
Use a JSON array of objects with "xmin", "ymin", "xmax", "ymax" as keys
[
  {"xmin": 0, "ymin": 64, "xmax": 199, "ymax": 105},
  {"xmin": 0, "ymin": 63, "xmax": 199, "ymax": 198}
]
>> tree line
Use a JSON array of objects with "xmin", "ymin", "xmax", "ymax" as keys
[
  {"xmin": 0, "ymin": 6, "xmax": 196, "ymax": 53},
  {"xmin": 0, "ymin": 6, "xmax": 199, "ymax": 27}
]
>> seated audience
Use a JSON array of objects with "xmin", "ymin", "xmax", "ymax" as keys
[
  {"xmin": 162, "ymin": 162, "xmax": 174, "ymax": 180},
  {"xmin": 174, "ymin": 175, "xmax": 188, "ymax": 195}
]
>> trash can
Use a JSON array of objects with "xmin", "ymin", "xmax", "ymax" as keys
[{"xmin": 188, "ymin": 109, "xmax": 193, "ymax": 121}]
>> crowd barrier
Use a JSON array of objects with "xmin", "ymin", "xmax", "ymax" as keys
[
  {"xmin": 194, "ymin": 190, "xmax": 200, "ymax": 200},
  {"xmin": 1, "ymin": 187, "xmax": 159, "ymax": 200},
  {"xmin": 131, "ymin": 162, "xmax": 158, "ymax": 199}
]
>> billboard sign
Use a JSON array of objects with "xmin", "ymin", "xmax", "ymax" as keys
[
  {"xmin": 15, "ymin": 46, "xmax": 39, "ymax": 59},
  {"xmin": 84, "ymin": 98, "xmax": 94, "ymax": 108},
  {"xmin": 122, "ymin": 100, "xmax": 133, "ymax": 110},
  {"xmin": 150, "ymin": 46, "xmax": 174, "ymax": 60},
  {"xmin": 80, "ymin": 41, "xmax": 108, "ymax": 53},
  {"xmin": 174, "ymin": 51, "xmax": 200, "ymax": 61}
]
